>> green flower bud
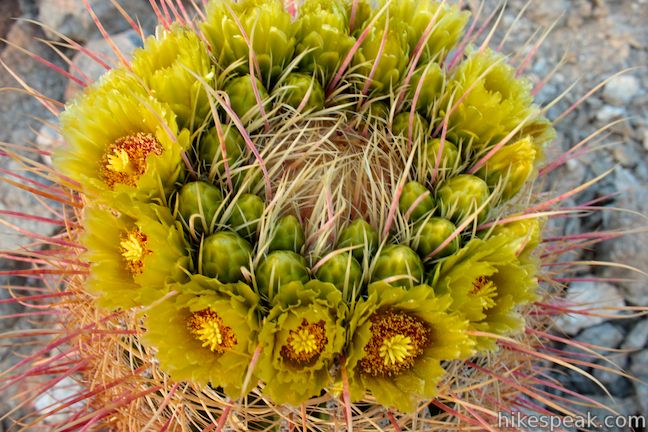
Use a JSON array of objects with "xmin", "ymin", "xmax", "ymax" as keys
[
  {"xmin": 295, "ymin": 0, "xmax": 356, "ymax": 81},
  {"xmin": 229, "ymin": 193, "xmax": 265, "ymax": 239},
  {"xmin": 359, "ymin": 101, "xmax": 390, "ymax": 130},
  {"xmin": 444, "ymin": 49, "xmax": 536, "ymax": 148},
  {"xmin": 365, "ymin": 101, "xmax": 390, "ymax": 120},
  {"xmin": 353, "ymin": 24, "xmax": 409, "ymax": 94},
  {"xmin": 347, "ymin": 0, "xmax": 372, "ymax": 37},
  {"xmin": 437, "ymin": 174, "xmax": 489, "ymax": 223},
  {"xmin": 278, "ymin": 73, "xmax": 325, "ymax": 111},
  {"xmin": 202, "ymin": 231, "xmax": 252, "ymax": 283},
  {"xmin": 256, "ymin": 251, "xmax": 310, "ymax": 297},
  {"xmin": 315, "ymin": 252, "xmax": 362, "ymax": 297},
  {"xmin": 199, "ymin": 125, "xmax": 245, "ymax": 175},
  {"xmin": 202, "ymin": 0, "xmax": 295, "ymax": 79},
  {"xmin": 476, "ymin": 136, "xmax": 537, "ymax": 201},
  {"xmin": 489, "ymin": 217, "xmax": 542, "ymax": 267},
  {"xmin": 388, "ymin": 0, "xmax": 469, "ymax": 63},
  {"xmin": 177, "ymin": 181, "xmax": 223, "ymax": 234},
  {"xmin": 224, "ymin": 75, "xmax": 270, "ymax": 122},
  {"xmin": 337, "ymin": 219, "xmax": 379, "ymax": 261},
  {"xmin": 409, "ymin": 63, "xmax": 444, "ymax": 116},
  {"xmin": 414, "ymin": 217, "xmax": 458, "ymax": 259},
  {"xmin": 398, "ymin": 181, "xmax": 435, "ymax": 221},
  {"xmin": 371, "ymin": 244, "xmax": 424, "ymax": 288},
  {"xmin": 268, "ymin": 215, "xmax": 305, "ymax": 253},
  {"xmin": 392, "ymin": 112, "xmax": 429, "ymax": 139},
  {"xmin": 424, "ymin": 138, "xmax": 459, "ymax": 173}
]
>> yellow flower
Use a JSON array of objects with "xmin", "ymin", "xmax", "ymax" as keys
[
  {"xmin": 56, "ymin": 68, "xmax": 190, "ymax": 206},
  {"xmin": 83, "ymin": 203, "xmax": 189, "ymax": 309},
  {"xmin": 143, "ymin": 275, "xmax": 260, "ymax": 398},
  {"xmin": 430, "ymin": 232, "xmax": 538, "ymax": 350},
  {"xmin": 257, "ymin": 281, "xmax": 346, "ymax": 405},
  {"xmin": 132, "ymin": 25, "xmax": 215, "ymax": 130},
  {"xmin": 476, "ymin": 136, "xmax": 538, "ymax": 201},
  {"xmin": 443, "ymin": 49, "xmax": 538, "ymax": 149},
  {"xmin": 347, "ymin": 283, "xmax": 474, "ymax": 413}
]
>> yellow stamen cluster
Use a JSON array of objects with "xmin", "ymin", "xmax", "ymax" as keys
[
  {"xmin": 471, "ymin": 276, "xmax": 498, "ymax": 310},
  {"xmin": 119, "ymin": 230, "xmax": 150, "ymax": 274},
  {"xmin": 100, "ymin": 132, "xmax": 162, "ymax": 188},
  {"xmin": 186, "ymin": 309, "xmax": 237, "ymax": 354},
  {"xmin": 281, "ymin": 320, "xmax": 327, "ymax": 365},
  {"xmin": 379, "ymin": 334, "xmax": 414, "ymax": 366},
  {"xmin": 106, "ymin": 148, "xmax": 131, "ymax": 173},
  {"xmin": 359, "ymin": 312, "xmax": 429, "ymax": 377}
]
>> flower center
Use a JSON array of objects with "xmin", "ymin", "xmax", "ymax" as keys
[
  {"xmin": 100, "ymin": 132, "xmax": 162, "ymax": 188},
  {"xmin": 119, "ymin": 230, "xmax": 150, "ymax": 274},
  {"xmin": 187, "ymin": 309, "xmax": 237, "ymax": 354},
  {"xmin": 379, "ymin": 334, "xmax": 413, "ymax": 366},
  {"xmin": 107, "ymin": 148, "xmax": 131, "ymax": 172},
  {"xmin": 471, "ymin": 276, "xmax": 498, "ymax": 310},
  {"xmin": 359, "ymin": 312, "xmax": 430, "ymax": 377},
  {"xmin": 281, "ymin": 319, "xmax": 327, "ymax": 365}
]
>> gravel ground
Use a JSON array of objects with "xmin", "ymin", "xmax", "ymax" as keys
[{"xmin": 1, "ymin": 0, "xmax": 646, "ymax": 428}]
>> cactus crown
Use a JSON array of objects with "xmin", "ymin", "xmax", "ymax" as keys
[{"xmin": 52, "ymin": 0, "xmax": 556, "ymax": 422}]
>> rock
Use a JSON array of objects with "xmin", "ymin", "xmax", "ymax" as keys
[
  {"xmin": 528, "ymin": 0, "xmax": 568, "ymax": 26},
  {"xmin": 611, "ymin": 142, "xmax": 642, "ymax": 168},
  {"xmin": 622, "ymin": 320, "xmax": 648, "ymax": 350},
  {"xmin": 554, "ymin": 282, "xmax": 626, "ymax": 335},
  {"xmin": 602, "ymin": 74, "xmax": 641, "ymax": 106},
  {"xmin": 32, "ymin": 376, "xmax": 84, "ymax": 425},
  {"xmin": 0, "ymin": 158, "xmax": 61, "ymax": 250},
  {"xmin": 629, "ymin": 349, "xmax": 648, "ymax": 376},
  {"xmin": 595, "ymin": 105, "xmax": 625, "ymax": 123},
  {"xmin": 0, "ymin": 21, "xmax": 67, "ymax": 146},
  {"xmin": 592, "ymin": 355, "xmax": 632, "ymax": 397},
  {"xmin": 36, "ymin": 124, "xmax": 63, "ymax": 166},
  {"xmin": 0, "ymin": 0, "xmax": 21, "ymax": 52},
  {"xmin": 64, "ymin": 29, "xmax": 142, "ymax": 100},
  {"xmin": 568, "ymin": 394, "xmax": 640, "ymax": 431},
  {"xmin": 0, "ymin": 21, "xmax": 67, "ymax": 250},
  {"xmin": 37, "ymin": 0, "xmax": 153, "ymax": 43},
  {"xmin": 643, "ymin": 128, "xmax": 648, "ymax": 151},
  {"xmin": 632, "ymin": 372, "xmax": 648, "ymax": 419},
  {"xmin": 576, "ymin": 322, "xmax": 625, "ymax": 349},
  {"xmin": 562, "ymin": 323, "xmax": 630, "ymax": 396},
  {"xmin": 599, "ymin": 169, "xmax": 648, "ymax": 305}
]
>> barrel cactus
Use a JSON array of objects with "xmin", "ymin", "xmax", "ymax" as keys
[{"xmin": 0, "ymin": 0, "xmax": 643, "ymax": 430}]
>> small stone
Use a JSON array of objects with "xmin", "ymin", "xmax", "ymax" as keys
[
  {"xmin": 0, "ymin": 0, "xmax": 20, "ymax": 50},
  {"xmin": 38, "ymin": 0, "xmax": 152, "ymax": 43},
  {"xmin": 36, "ymin": 124, "xmax": 63, "ymax": 166},
  {"xmin": 629, "ymin": 349, "xmax": 648, "ymax": 376},
  {"xmin": 602, "ymin": 75, "xmax": 641, "ymax": 105},
  {"xmin": 554, "ymin": 281, "xmax": 625, "ymax": 335},
  {"xmin": 576, "ymin": 322, "xmax": 624, "ymax": 349},
  {"xmin": 642, "ymin": 129, "xmax": 648, "ymax": 151},
  {"xmin": 622, "ymin": 320, "xmax": 648, "ymax": 350},
  {"xmin": 593, "ymin": 354, "xmax": 631, "ymax": 397},
  {"xmin": 596, "ymin": 105, "xmax": 625, "ymax": 123},
  {"xmin": 632, "ymin": 374, "xmax": 648, "ymax": 417},
  {"xmin": 33, "ymin": 377, "xmax": 84, "ymax": 425},
  {"xmin": 65, "ymin": 30, "xmax": 142, "ymax": 100},
  {"xmin": 600, "ymin": 171, "xmax": 648, "ymax": 305},
  {"xmin": 566, "ymin": 394, "xmax": 639, "ymax": 431}
]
